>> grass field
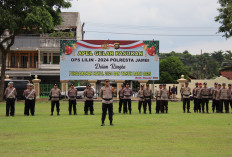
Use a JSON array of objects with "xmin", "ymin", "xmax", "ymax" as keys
[{"xmin": 0, "ymin": 100, "xmax": 232, "ymax": 157}]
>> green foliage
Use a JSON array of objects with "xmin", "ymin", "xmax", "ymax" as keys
[
  {"xmin": 215, "ymin": 0, "xmax": 232, "ymax": 38},
  {"xmin": 0, "ymin": 101, "xmax": 232, "ymax": 157},
  {"xmin": 49, "ymin": 31, "xmax": 75, "ymax": 38}
]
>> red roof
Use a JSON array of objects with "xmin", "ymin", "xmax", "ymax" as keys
[{"xmin": 220, "ymin": 71, "xmax": 232, "ymax": 80}]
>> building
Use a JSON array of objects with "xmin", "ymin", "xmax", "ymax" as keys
[{"xmin": 1, "ymin": 12, "xmax": 83, "ymax": 84}]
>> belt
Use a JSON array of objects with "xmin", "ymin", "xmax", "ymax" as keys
[
  {"xmin": 69, "ymin": 96, "xmax": 76, "ymax": 98},
  {"xmin": 202, "ymin": 95, "xmax": 209, "ymax": 96},
  {"xmin": 52, "ymin": 96, "xmax": 59, "ymax": 98},
  {"xmin": 103, "ymin": 98, "xmax": 112, "ymax": 101},
  {"xmin": 183, "ymin": 94, "xmax": 190, "ymax": 96},
  {"xmin": 124, "ymin": 95, "xmax": 131, "ymax": 97},
  {"xmin": 87, "ymin": 96, "xmax": 93, "ymax": 98},
  {"xmin": 145, "ymin": 96, "xmax": 151, "ymax": 98},
  {"xmin": 27, "ymin": 98, "xmax": 34, "ymax": 100}
]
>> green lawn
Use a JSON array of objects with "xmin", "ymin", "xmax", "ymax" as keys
[{"xmin": 0, "ymin": 100, "xmax": 232, "ymax": 157}]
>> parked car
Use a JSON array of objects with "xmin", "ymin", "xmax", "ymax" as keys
[{"xmin": 61, "ymin": 86, "xmax": 97, "ymax": 99}]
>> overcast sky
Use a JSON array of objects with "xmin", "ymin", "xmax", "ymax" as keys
[{"xmin": 63, "ymin": 0, "xmax": 232, "ymax": 54}]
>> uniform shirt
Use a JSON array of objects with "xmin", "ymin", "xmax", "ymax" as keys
[
  {"xmin": 123, "ymin": 87, "xmax": 132, "ymax": 99},
  {"xmin": 181, "ymin": 87, "xmax": 191, "ymax": 98},
  {"xmin": 83, "ymin": 88, "xmax": 94, "ymax": 101},
  {"xmin": 212, "ymin": 87, "xmax": 218, "ymax": 100},
  {"xmin": 24, "ymin": 89, "xmax": 36, "ymax": 100},
  {"xmin": 143, "ymin": 88, "xmax": 152, "ymax": 100},
  {"xmin": 119, "ymin": 88, "xmax": 124, "ymax": 99},
  {"xmin": 155, "ymin": 89, "xmax": 162, "ymax": 101},
  {"xmin": 160, "ymin": 88, "xmax": 169, "ymax": 100},
  {"xmin": 227, "ymin": 88, "xmax": 232, "ymax": 100},
  {"xmin": 192, "ymin": 87, "xmax": 198, "ymax": 98},
  {"xmin": 4, "ymin": 87, "xmax": 17, "ymax": 98},
  {"xmin": 137, "ymin": 89, "xmax": 144, "ymax": 101},
  {"xmin": 219, "ymin": 88, "xmax": 228, "ymax": 100},
  {"xmin": 49, "ymin": 88, "xmax": 61, "ymax": 101},
  {"xmin": 215, "ymin": 88, "xmax": 221, "ymax": 101},
  {"xmin": 196, "ymin": 87, "xmax": 202, "ymax": 99},
  {"xmin": 200, "ymin": 87, "xmax": 210, "ymax": 99},
  {"xmin": 68, "ymin": 88, "xmax": 77, "ymax": 100},
  {"xmin": 100, "ymin": 86, "xmax": 113, "ymax": 104}
]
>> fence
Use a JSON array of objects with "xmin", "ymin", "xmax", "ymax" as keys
[{"xmin": 40, "ymin": 84, "xmax": 60, "ymax": 98}]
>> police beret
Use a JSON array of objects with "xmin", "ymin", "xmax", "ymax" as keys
[
  {"xmin": 195, "ymin": 82, "xmax": 199, "ymax": 85},
  {"xmin": 141, "ymin": 85, "xmax": 144, "ymax": 87},
  {"xmin": 218, "ymin": 84, "xmax": 221, "ymax": 86},
  {"xmin": 87, "ymin": 84, "xmax": 91, "ymax": 87},
  {"xmin": 105, "ymin": 79, "xmax": 109, "ymax": 82},
  {"xmin": 203, "ymin": 82, "xmax": 207, "ymax": 85},
  {"xmin": 222, "ymin": 83, "xmax": 226, "ymax": 86},
  {"xmin": 199, "ymin": 83, "xmax": 202, "ymax": 85},
  {"xmin": 214, "ymin": 82, "xmax": 218, "ymax": 85}
]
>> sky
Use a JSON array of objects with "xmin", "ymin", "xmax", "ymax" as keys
[{"xmin": 62, "ymin": 0, "xmax": 232, "ymax": 54}]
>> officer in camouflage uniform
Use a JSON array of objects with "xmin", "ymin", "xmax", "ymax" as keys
[
  {"xmin": 49, "ymin": 84, "xmax": 61, "ymax": 116},
  {"xmin": 200, "ymin": 82, "xmax": 210, "ymax": 113},
  {"xmin": 4, "ymin": 82, "xmax": 17, "ymax": 117},
  {"xmin": 118, "ymin": 84, "xmax": 124, "ymax": 113},
  {"xmin": 83, "ymin": 84, "xmax": 95, "ymax": 115},
  {"xmin": 219, "ymin": 83, "xmax": 229, "ymax": 113},
  {"xmin": 228, "ymin": 84, "xmax": 232, "ymax": 111},
  {"xmin": 196, "ymin": 83, "xmax": 202, "ymax": 113},
  {"xmin": 155, "ymin": 84, "xmax": 162, "ymax": 114},
  {"xmin": 160, "ymin": 84, "xmax": 169, "ymax": 113},
  {"xmin": 100, "ymin": 79, "xmax": 115, "ymax": 126},
  {"xmin": 192, "ymin": 82, "xmax": 198, "ymax": 112},
  {"xmin": 211, "ymin": 82, "xmax": 218, "ymax": 113},
  {"xmin": 68, "ymin": 84, "xmax": 77, "ymax": 115},
  {"xmin": 122, "ymin": 83, "xmax": 132, "ymax": 114},
  {"xmin": 137, "ymin": 85, "xmax": 145, "ymax": 114},
  {"xmin": 181, "ymin": 82, "xmax": 191, "ymax": 113},
  {"xmin": 23, "ymin": 83, "xmax": 36, "ymax": 116},
  {"xmin": 23, "ymin": 83, "xmax": 30, "ymax": 116},
  {"xmin": 143, "ymin": 83, "xmax": 153, "ymax": 114}
]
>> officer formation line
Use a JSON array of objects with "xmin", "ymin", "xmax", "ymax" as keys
[{"xmin": 3, "ymin": 80, "xmax": 232, "ymax": 125}]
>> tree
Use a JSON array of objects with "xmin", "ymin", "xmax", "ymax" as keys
[
  {"xmin": 0, "ymin": 0, "xmax": 71, "ymax": 100},
  {"xmin": 156, "ymin": 56, "xmax": 189, "ymax": 83},
  {"xmin": 215, "ymin": 0, "xmax": 232, "ymax": 38}
]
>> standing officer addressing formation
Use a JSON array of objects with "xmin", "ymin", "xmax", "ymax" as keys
[
  {"xmin": 143, "ymin": 83, "xmax": 153, "ymax": 114},
  {"xmin": 49, "ymin": 84, "xmax": 61, "ymax": 116},
  {"xmin": 181, "ymin": 82, "xmax": 191, "ymax": 113},
  {"xmin": 212, "ymin": 82, "xmax": 218, "ymax": 113},
  {"xmin": 23, "ymin": 83, "xmax": 36, "ymax": 116},
  {"xmin": 228, "ymin": 84, "xmax": 232, "ymax": 110},
  {"xmin": 155, "ymin": 84, "xmax": 162, "ymax": 114},
  {"xmin": 200, "ymin": 82, "xmax": 210, "ymax": 113},
  {"xmin": 137, "ymin": 84, "xmax": 145, "ymax": 114},
  {"xmin": 192, "ymin": 82, "xmax": 199, "ymax": 113},
  {"xmin": 118, "ymin": 84, "xmax": 124, "ymax": 113},
  {"xmin": 83, "ymin": 84, "xmax": 95, "ymax": 115},
  {"xmin": 68, "ymin": 84, "xmax": 77, "ymax": 115},
  {"xmin": 122, "ymin": 83, "xmax": 132, "ymax": 114},
  {"xmin": 219, "ymin": 83, "xmax": 229, "ymax": 113},
  {"xmin": 100, "ymin": 79, "xmax": 115, "ymax": 126},
  {"xmin": 4, "ymin": 82, "xmax": 17, "ymax": 117},
  {"xmin": 160, "ymin": 84, "xmax": 169, "ymax": 113}
]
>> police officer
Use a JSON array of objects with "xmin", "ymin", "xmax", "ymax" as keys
[
  {"xmin": 196, "ymin": 83, "xmax": 202, "ymax": 113},
  {"xmin": 100, "ymin": 79, "xmax": 115, "ymax": 126},
  {"xmin": 4, "ymin": 82, "xmax": 17, "ymax": 117},
  {"xmin": 155, "ymin": 84, "xmax": 162, "ymax": 114},
  {"xmin": 181, "ymin": 82, "xmax": 191, "ymax": 113},
  {"xmin": 143, "ymin": 83, "xmax": 153, "ymax": 114},
  {"xmin": 219, "ymin": 83, "xmax": 229, "ymax": 113},
  {"xmin": 228, "ymin": 84, "xmax": 232, "ymax": 111},
  {"xmin": 68, "ymin": 84, "xmax": 77, "ymax": 115},
  {"xmin": 212, "ymin": 82, "xmax": 218, "ymax": 113},
  {"xmin": 215, "ymin": 84, "xmax": 221, "ymax": 113},
  {"xmin": 160, "ymin": 84, "xmax": 169, "ymax": 113},
  {"xmin": 23, "ymin": 83, "xmax": 30, "ymax": 116},
  {"xmin": 83, "ymin": 84, "xmax": 95, "ymax": 115},
  {"xmin": 49, "ymin": 84, "xmax": 61, "ymax": 116},
  {"xmin": 137, "ymin": 85, "xmax": 145, "ymax": 114},
  {"xmin": 118, "ymin": 84, "xmax": 124, "ymax": 113},
  {"xmin": 24, "ymin": 84, "xmax": 36, "ymax": 116},
  {"xmin": 200, "ymin": 82, "xmax": 210, "ymax": 113},
  {"xmin": 192, "ymin": 82, "xmax": 198, "ymax": 112},
  {"xmin": 122, "ymin": 83, "xmax": 132, "ymax": 114}
]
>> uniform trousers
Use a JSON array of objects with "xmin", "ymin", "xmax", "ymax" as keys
[
  {"xmin": 6, "ymin": 98, "xmax": 15, "ymax": 116},
  {"xmin": 85, "ymin": 100, "xmax": 94, "ymax": 114},
  {"xmin": 183, "ymin": 98, "xmax": 190, "ymax": 112},
  {"xmin": 201, "ymin": 98, "xmax": 209, "ymax": 113},
  {"xmin": 138, "ymin": 100, "xmax": 144, "ymax": 113},
  {"xmin": 69, "ymin": 100, "xmax": 77, "ymax": 115},
  {"xmin": 193, "ymin": 98, "xmax": 198, "ymax": 112},
  {"xmin": 220, "ymin": 99, "xmax": 229, "ymax": 113},
  {"xmin": 212, "ymin": 99, "xmax": 219, "ymax": 112},
  {"xmin": 144, "ymin": 99, "xmax": 152, "ymax": 113},
  {"xmin": 156, "ymin": 100, "xmax": 161, "ymax": 113},
  {"xmin": 101, "ymin": 103, "xmax": 113, "ymax": 123},
  {"xmin": 24, "ymin": 99, "xmax": 29, "ymax": 115},
  {"xmin": 197, "ymin": 99, "xmax": 202, "ymax": 112},
  {"xmin": 118, "ymin": 98, "xmax": 123, "ymax": 113},
  {"xmin": 51, "ymin": 100, "xmax": 60, "ymax": 113},
  {"xmin": 123, "ymin": 99, "xmax": 131, "ymax": 113},
  {"xmin": 25, "ymin": 99, "xmax": 35, "ymax": 116},
  {"xmin": 160, "ymin": 100, "xmax": 168, "ymax": 113}
]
